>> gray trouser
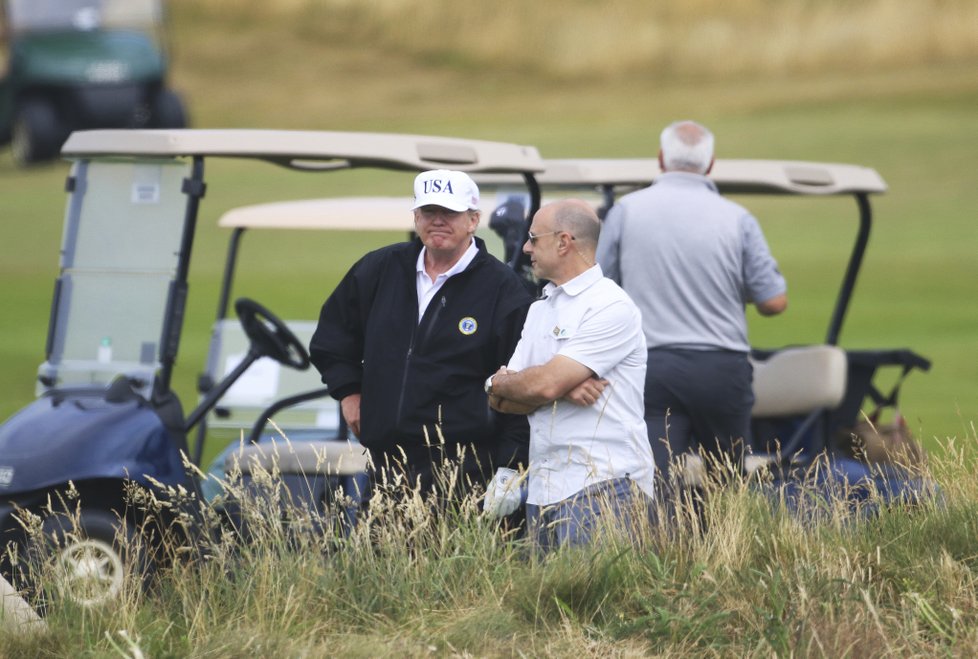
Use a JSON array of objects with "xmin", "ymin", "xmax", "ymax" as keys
[{"xmin": 644, "ymin": 348, "xmax": 754, "ymax": 474}]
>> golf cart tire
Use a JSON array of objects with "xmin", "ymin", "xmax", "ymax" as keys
[
  {"xmin": 11, "ymin": 99, "xmax": 64, "ymax": 166},
  {"xmin": 151, "ymin": 89, "xmax": 188, "ymax": 129},
  {"xmin": 30, "ymin": 508, "xmax": 151, "ymax": 609}
]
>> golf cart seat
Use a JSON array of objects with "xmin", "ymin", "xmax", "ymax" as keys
[
  {"xmin": 201, "ymin": 318, "xmax": 341, "ymax": 441},
  {"xmin": 228, "ymin": 438, "xmax": 369, "ymax": 477},
  {"xmin": 747, "ymin": 345, "xmax": 847, "ymax": 467},
  {"xmin": 218, "ymin": 437, "xmax": 370, "ymax": 535},
  {"xmin": 748, "ymin": 346, "xmax": 931, "ymax": 469},
  {"xmin": 751, "ymin": 345, "xmax": 847, "ymax": 418}
]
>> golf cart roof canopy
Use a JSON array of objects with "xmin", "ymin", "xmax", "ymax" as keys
[
  {"xmin": 218, "ymin": 197, "xmax": 417, "ymax": 232},
  {"xmin": 61, "ymin": 128, "xmax": 545, "ymax": 173},
  {"xmin": 477, "ymin": 158, "xmax": 887, "ymax": 195}
]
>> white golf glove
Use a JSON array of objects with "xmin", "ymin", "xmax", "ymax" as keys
[{"xmin": 483, "ymin": 467, "xmax": 525, "ymax": 518}]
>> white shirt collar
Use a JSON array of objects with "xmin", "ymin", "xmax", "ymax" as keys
[
  {"xmin": 542, "ymin": 264, "xmax": 604, "ymax": 299},
  {"xmin": 416, "ymin": 238, "xmax": 479, "ymax": 281}
]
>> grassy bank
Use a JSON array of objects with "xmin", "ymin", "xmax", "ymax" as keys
[{"xmin": 2, "ymin": 446, "xmax": 977, "ymax": 656}]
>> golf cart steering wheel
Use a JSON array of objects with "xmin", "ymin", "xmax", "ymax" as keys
[{"xmin": 234, "ymin": 298, "xmax": 310, "ymax": 371}]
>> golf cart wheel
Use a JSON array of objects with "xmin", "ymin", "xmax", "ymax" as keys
[
  {"xmin": 32, "ymin": 509, "xmax": 150, "ymax": 608},
  {"xmin": 10, "ymin": 99, "xmax": 64, "ymax": 166},
  {"xmin": 150, "ymin": 89, "xmax": 188, "ymax": 128}
]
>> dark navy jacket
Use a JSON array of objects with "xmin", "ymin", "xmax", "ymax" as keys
[{"xmin": 309, "ymin": 237, "xmax": 532, "ymax": 483}]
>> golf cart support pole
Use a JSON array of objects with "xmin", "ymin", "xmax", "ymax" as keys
[
  {"xmin": 192, "ymin": 225, "xmax": 245, "ymax": 465},
  {"xmin": 600, "ymin": 184, "xmax": 615, "ymax": 216},
  {"xmin": 155, "ymin": 157, "xmax": 206, "ymax": 400},
  {"xmin": 215, "ymin": 227, "xmax": 246, "ymax": 322},
  {"xmin": 825, "ymin": 192, "xmax": 872, "ymax": 346},
  {"xmin": 510, "ymin": 173, "xmax": 541, "ymax": 272}
]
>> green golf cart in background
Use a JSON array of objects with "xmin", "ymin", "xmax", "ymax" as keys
[{"xmin": 0, "ymin": 0, "xmax": 187, "ymax": 166}]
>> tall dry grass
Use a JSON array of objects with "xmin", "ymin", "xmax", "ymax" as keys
[
  {"xmin": 175, "ymin": 0, "xmax": 978, "ymax": 80},
  {"xmin": 3, "ymin": 436, "xmax": 978, "ymax": 656}
]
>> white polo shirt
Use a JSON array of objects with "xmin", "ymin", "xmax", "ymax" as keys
[
  {"xmin": 508, "ymin": 265, "xmax": 655, "ymax": 505},
  {"xmin": 415, "ymin": 239, "xmax": 478, "ymax": 321}
]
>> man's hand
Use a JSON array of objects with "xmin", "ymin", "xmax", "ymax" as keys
[
  {"xmin": 341, "ymin": 393, "xmax": 362, "ymax": 438},
  {"xmin": 488, "ymin": 366, "xmax": 539, "ymax": 414},
  {"xmin": 494, "ymin": 365, "xmax": 516, "ymax": 378},
  {"xmin": 490, "ymin": 355, "xmax": 595, "ymax": 407},
  {"xmin": 564, "ymin": 376, "xmax": 609, "ymax": 406},
  {"xmin": 756, "ymin": 292, "xmax": 787, "ymax": 316}
]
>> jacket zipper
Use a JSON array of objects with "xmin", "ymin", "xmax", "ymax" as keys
[
  {"xmin": 420, "ymin": 295, "xmax": 446, "ymax": 351},
  {"xmin": 395, "ymin": 324, "xmax": 418, "ymax": 428},
  {"xmin": 395, "ymin": 294, "xmax": 445, "ymax": 427}
]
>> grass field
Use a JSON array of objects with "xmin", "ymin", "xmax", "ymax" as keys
[
  {"xmin": 0, "ymin": 2, "xmax": 976, "ymax": 458},
  {"xmin": 2, "ymin": 446, "xmax": 978, "ymax": 655}
]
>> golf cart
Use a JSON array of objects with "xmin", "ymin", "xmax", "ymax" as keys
[
  {"xmin": 193, "ymin": 195, "xmax": 522, "ymax": 530},
  {"xmin": 478, "ymin": 158, "xmax": 932, "ymax": 492},
  {"xmin": 0, "ymin": 128, "xmax": 544, "ymax": 606},
  {"xmin": 0, "ymin": 0, "xmax": 187, "ymax": 166}
]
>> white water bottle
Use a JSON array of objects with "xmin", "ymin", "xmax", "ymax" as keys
[{"xmin": 97, "ymin": 337, "xmax": 112, "ymax": 364}]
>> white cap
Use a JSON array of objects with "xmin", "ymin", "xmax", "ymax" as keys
[{"xmin": 411, "ymin": 169, "xmax": 480, "ymax": 212}]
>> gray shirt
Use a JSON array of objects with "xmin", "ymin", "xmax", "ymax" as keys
[{"xmin": 596, "ymin": 171, "xmax": 786, "ymax": 353}]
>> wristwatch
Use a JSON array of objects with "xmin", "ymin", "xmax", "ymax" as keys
[{"xmin": 484, "ymin": 374, "xmax": 496, "ymax": 396}]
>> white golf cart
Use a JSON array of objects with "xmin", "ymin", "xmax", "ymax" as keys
[
  {"xmin": 0, "ymin": 128, "xmax": 544, "ymax": 606},
  {"xmin": 199, "ymin": 155, "xmax": 934, "ymax": 523},
  {"xmin": 478, "ymin": 158, "xmax": 932, "ymax": 486},
  {"xmin": 194, "ymin": 196, "xmax": 511, "ymax": 519}
]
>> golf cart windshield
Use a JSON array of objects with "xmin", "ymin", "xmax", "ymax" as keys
[
  {"xmin": 38, "ymin": 157, "xmax": 192, "ymax": 398},
  {"xmin": 5, "ymin": 0, "xmax": 161, "ymax": 35}
]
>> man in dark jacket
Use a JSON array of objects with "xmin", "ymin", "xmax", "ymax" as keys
[{"xmin": 309, "ymin": 169, "xmax": 532, "ymax": 503}]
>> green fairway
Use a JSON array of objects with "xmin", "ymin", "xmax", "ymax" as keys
[{"xmin": 0, "ymin": 6, "xmax": 975, "ymax": 459}]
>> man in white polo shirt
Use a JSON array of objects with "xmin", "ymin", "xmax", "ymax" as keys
[{"xmin": 486, "ymin": 199, "xmax": 654, "ymax": 551}]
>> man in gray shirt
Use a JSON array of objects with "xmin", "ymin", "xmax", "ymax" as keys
[{"xmin": 596, "ymin": 120, "xmax": 787, "ymax": 480}]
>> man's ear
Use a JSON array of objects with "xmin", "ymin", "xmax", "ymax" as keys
[{"xmin": 705, "ymin": 157, "xmax": 715, "ymax": 175}]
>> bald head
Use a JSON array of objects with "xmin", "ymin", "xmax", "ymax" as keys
[
  {"xmin": 524, "ymin": 199, "xmax": 601, "ymax": 285},
  {"xmin": 549, "ymin": 199, "xmax": 601, "ymax": 249}
]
